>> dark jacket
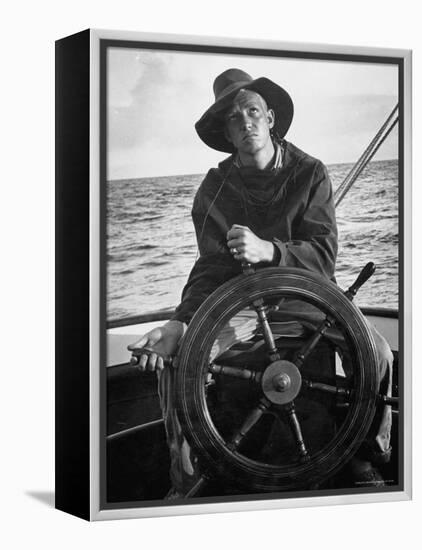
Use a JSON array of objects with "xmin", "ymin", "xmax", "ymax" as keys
[{"xmin": 172, "ymin": 140, "xmax": 338, "ymax": 324}]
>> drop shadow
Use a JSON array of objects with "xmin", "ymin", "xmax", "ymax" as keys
[{"xmin": 26, "ymin": 491, "xmax": 55, "ymax": 508}]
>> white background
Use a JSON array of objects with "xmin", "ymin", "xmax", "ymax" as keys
[{"xmin": 1, "ymin": 1, "xmax": 419, "ymax": 548}]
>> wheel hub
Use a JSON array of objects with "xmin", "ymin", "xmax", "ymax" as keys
[{"xmin": 261, "ymin": 360, "xmax": 302, "ymax": 405}]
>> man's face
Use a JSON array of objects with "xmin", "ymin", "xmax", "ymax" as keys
[{"xmin": 224, "ymin": 89, "xmax": 275, "ymax": 156}]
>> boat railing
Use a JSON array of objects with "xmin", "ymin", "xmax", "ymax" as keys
[{"xmin": 107, "ymin": 306, "xmax": 397, "ymax": 330}]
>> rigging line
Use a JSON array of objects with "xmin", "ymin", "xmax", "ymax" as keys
[
  {"xmin": 334, "ymin": 104, "xmax": 399, "ymax": 208},
  {"xmin": 336, "ymin": 117, "xmax": 398, "ymax": 202},
  {"xmin": 335, "ymin": 115, "xmax": 398, "ymax": 207},
  {"xmin": 349, "ymin": 104, "xmax": 398, "ymax": 170},
  {"xmin": 334, "ymin": 104, "xmax": 398, "ymax": 200},
  {"xmin": 335, "ymin": 116, "xmax": 398, "ymax": 208}
]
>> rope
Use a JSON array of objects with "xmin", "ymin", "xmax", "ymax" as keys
[
  {"xmin": 195, "ymin": 162, "xmax": 234, "ymax": 260},
  {"xmin": 334, "ymin": 104, "xmax": 398, "ymax": 208}
]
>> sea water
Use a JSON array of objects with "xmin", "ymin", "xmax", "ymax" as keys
[{"xmin": 107, "ymin": 159, "xmax": 398, "ymax": 321}]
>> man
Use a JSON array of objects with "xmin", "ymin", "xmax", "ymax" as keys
[{"xmin": 129, "ymin": 69, "xmax": 392, "ymax": 496}]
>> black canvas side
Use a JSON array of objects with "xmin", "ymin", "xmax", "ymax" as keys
[{"xmin": 55, "ymin": 28, "xmax": 91, "ymax": 521}]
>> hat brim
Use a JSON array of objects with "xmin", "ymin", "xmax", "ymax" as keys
[{"xmin": 195, "ymin": 77, "xmax": 294, "ymax": 153}]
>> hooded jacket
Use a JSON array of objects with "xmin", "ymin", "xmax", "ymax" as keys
[{"xmin": 171, "ymin": 140, "xmax": 337, "ymax": 325}]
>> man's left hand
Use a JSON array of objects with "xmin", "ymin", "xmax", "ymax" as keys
[{"xmin": 227, "ymin": 224, "xmax": 275, "ymax": 264}]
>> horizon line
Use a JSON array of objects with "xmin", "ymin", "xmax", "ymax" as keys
[{"xmin": 108, "ymin": 156, "xmax": 399, "ymax": 183}]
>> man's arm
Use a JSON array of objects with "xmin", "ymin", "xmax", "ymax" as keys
[{"xmin": 272, "ymin": 161, "xmax": 337, "ymax": 280}]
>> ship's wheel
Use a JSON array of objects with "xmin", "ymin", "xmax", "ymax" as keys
[{"xmin": 174, "ymin": 266, "xmax": 380, "ymax": 495}]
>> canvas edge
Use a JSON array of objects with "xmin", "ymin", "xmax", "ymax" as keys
[
  {"xmin": 401, "ymin": 48, "xmax": 412, "ymax": 502},
  {"xmin": 91, "ymin": 27, "xmax": 410, "ymax": 57},
  {"xmin": 55, "ymin": 29, "xmax": 91, "ymax": 521},
  {"xmin": 88, "ymin": 28, "xmax": 412, "ymax": 521}
]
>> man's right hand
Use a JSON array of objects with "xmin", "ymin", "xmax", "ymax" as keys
[{"xmin": 127, "ymin": 320, "xmax": 186, "ymax": 372}]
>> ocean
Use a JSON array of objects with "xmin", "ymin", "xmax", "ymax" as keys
[{"xmin": 107, "ymin": 159, "xmax": 398, "ymax": 322}]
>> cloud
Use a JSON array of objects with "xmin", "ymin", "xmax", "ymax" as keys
[
  {"xmin": 108, "ymin": 51, "xmax": 206, "ymax": 152},
  {"xmin": 107, "ymin": 48, "xmax": 399, "ymax": 177}
]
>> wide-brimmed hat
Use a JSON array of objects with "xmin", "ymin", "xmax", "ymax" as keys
[{"xmin": 195, "ymin": 68, "xmax": 294, "ymax": 153}]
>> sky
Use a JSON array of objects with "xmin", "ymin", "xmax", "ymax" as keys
[{"xmin": 107, "ymin": 47, "xmax": 399, "ymax": 180}]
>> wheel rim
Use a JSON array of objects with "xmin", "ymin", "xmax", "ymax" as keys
[{"xmin": 176, "ymin": 267, "xmax": 379, "ymax": 492}]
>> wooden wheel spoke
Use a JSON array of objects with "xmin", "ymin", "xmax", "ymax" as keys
[
  {"xmin": 208, "ymin": 363, "xmax": 262, "ymax": 384},
  {"xmin": 251, "ymin": 299, "xmax": 280, "ymax": 361},
  {"xmin": 284, "ymin": 402, "xmax": 310, "ymax": 462},
  {"xmin": 228, "ymin": 397, "xmax": 271, "ymax": 450},
  {"xmin": 293, "ymin": 315, "xmax": 335, "ymax": 368},
  {"xmin": 302, "ymin": 378, "xmax": 352, "ymax": 401}
]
